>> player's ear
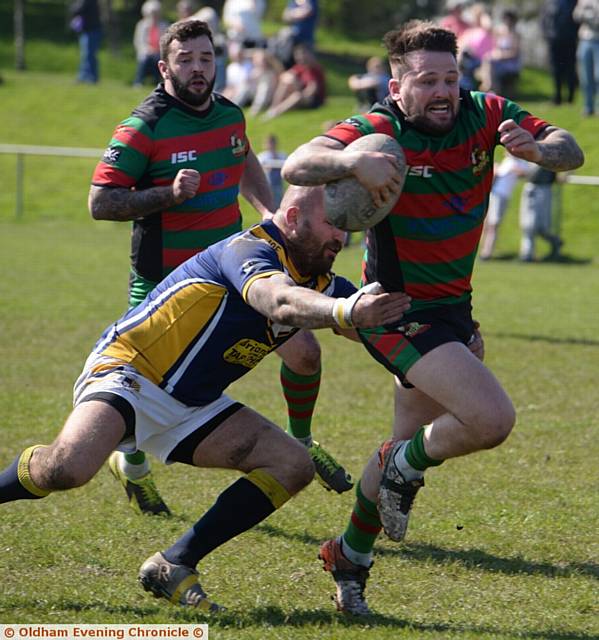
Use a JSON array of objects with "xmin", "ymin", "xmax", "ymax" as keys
[
  {"xmin": 389, "ymin": 77, "xmax": 401, "ymax": 101},
  {"xmin": 284, "ymin": 205, "xmax": 300, "ymax": 231},
  {"xmin": 158, "ymin": 60, "xmax": 169, "ymax": 80}
]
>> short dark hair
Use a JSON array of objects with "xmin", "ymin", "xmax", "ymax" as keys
[
  {"xmin": 383, "ymin": 20, "xmax": 457, "ymax": 77},
  {"xmin": 160, "ymin": 19, "xmax": 214, "ymax": 60}
]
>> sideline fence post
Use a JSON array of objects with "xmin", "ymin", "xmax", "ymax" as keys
[{"xmin": 16, "ymin": 152, "xmax": 24, "ymax": 219}]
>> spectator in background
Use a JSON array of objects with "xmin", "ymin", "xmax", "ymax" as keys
[
  {"xmin": 439, "ymin": 0, "xmax": 470, "ymax": 40},
  {"xmin": 249, "ymin": 49, "xmax": 284, "ymax": 116},
  {"xmin": 222, "ymin": 40, "xmax": 255, "ymax": 106},
  {"xmin": 541, "ymin": 0, "xmax": 579, "ymax": 105},
  {"xmin": 133, "ymin": 0, "xmax": 169, "ymax": 87},
  {"xmin": 283, "ymin": 0, "xmax": 319, "ymax": 51},
  {"xmin": 574, "ymin": 0, "xmax": 599, "ymax": 116},
  {"xmin": 195, "ymin": 7, "xmax": 227, "ymax": 92},
  {"xmin": 458, "ymin": 3, "xmax": 494, "ymax": 90},
  {"xmin": 176, "ymin": 0, "xmax": 197, "ymax": 21},
  {"xmin": 69, "ymin": 0, "xmax": 102, "ymax": 84},
  {"xmin": 479, "ymin": 9, "xmax": 521, "ymax": 98},
  {"xmin": 263, "ymin": 44, "xmax": 325, "ymax": 120},
  {"xmin": 348, "ymin": 56, "xmax": 391, "ymax": 111},
  {"xmin": 479, "ymin": 152, "xmax": 530, "ymax": 260},
  {"xmin": 519, "ymin": 165, "xmax": 563, "ymax": 262},
  {"xmin": 257, "ymin": 134, "xmax": 288, "ymax": 207},
  {"xmin": 223, "ymin": 0, "xmax": 266, "ymax": 49}
]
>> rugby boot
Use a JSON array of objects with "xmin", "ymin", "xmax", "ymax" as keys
[
  {"xmin": 318, "ymin": 538, "xmax": 372, "ymax": 615},
  {"xmin": 377, "ymin": 439, "xmax": 424, "ymax": 542},
  {"xmin": 108, "ymin": 451, "xmax": 171, "ymax": 516},
  {"xmin": 139, "ymin": 552, "xmax": 223, "ymax": 612}
]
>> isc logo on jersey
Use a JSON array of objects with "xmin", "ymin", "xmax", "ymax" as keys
[
  {"xmin": 407, "ymin": 165, "xmax": 434, "ymax": 177},
  {"xmin": 171, "ymin": 150, "xmax": 197, "ymax": 164}
]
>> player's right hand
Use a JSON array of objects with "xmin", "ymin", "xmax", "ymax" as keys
[
  {"xmin": 351, "ymin": 290, "xmax": 411, "ymax": 328},
  {"xmin": 352, "ymin": 152, "xmax": 404, "ymax": 208},
  {"xmin": 172, "ymin": 169, "xmax": 201, "ymax": 203}
]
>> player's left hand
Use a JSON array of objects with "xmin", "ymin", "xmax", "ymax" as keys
[
  {"xmin": 467, "ymin": 320, "xmax": 484, "ymax": 361},
  {"xmin": 498, "ymin": 120, "xmax": 542, "ymax": 164}
]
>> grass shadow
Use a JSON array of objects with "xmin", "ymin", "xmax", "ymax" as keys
[
  {"xmin": 256, "ymin": 524, "xmax": 599, "ymax": 580},
  {"xmin": 15, "ymin": 600, "xmax": 596, "ymax": 639}
]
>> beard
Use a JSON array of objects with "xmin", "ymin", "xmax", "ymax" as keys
[
  {"xmin": 286, "ymin": 225, "xmax": 343, "ymax": 277},
  {"xmin": 169, "ymin": 68, "xmax": 216, "ymax": 108},
  {"xmin": 403, "ymin": 100, "xmax": 458, "ymax": 135}
]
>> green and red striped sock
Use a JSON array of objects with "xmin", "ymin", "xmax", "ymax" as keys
[
  {"xmin": 280, "ymin": 363, "xmax": 321, "ymax": 442},
  {"xmin": 341, "ymin": 480, "xmax": 381, "ymax": 565}
]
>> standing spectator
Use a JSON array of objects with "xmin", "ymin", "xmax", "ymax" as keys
[
  {"xmin": 348, "ymin": 56, "xmax": 391, "ymax": 111},
  {"xmin": 519, "ymin": 165, "xmax": 563, "ymax": 261},
  {"xmin": 176, "ymin": 0, "xmax": 198, "ymax": 21},
  {"xmin": 222, "ymin": 0, "xmax": 266, "ymax": 49},
  {"xmin": 541, "ymin": 0, "xmax": 579, "ymax": 105},
  {"xmin": 439, "ymin": 0, "xmax": 470, "ymax": 40},
  {"xmin": 283, "ymin": 0, "xmax": 319, "ymax": 51},
  {"xmin": 257, "ymin": 134, "xmax": 287, "ymax": 207},
  {"xmin": 133, "ymin": 0, "xmax": 169, "ymax": 87},
  {"xmin": 457, "ymin": 3, "xmax": 495, "ymax": 90},
  {"xmin": 69, "ymin": 0, "xmax": 102, "ymax": 84},
  {"xmin": 479, "ymin": 152, "xmax": 530, "ymax": 260},
  {"xmin": 263, "ymin": 44, "xmax": 326, "ymax": 120},
  {"xmin": 574, "ymin": 0, "xmax": 599, "ymax": 116},
  {"xmin": 479, "ymin": 9, "xmax": 521, "ymax": 98}
]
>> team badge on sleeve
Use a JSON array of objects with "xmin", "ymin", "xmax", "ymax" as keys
[{"xmin": 102, "ymin": 146, "xmax": 121, "ymax": 164}]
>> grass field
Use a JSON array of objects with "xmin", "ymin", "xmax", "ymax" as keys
[{"xmin": 1, "ymin": 34, "xmax": 599, "ymax": 640}]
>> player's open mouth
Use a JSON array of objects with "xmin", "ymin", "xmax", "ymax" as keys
[{"xmin": 428, "ymin": 103, "xmax": 451, "ymax": 115}]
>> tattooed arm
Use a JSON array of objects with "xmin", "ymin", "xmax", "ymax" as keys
[
  {"xmin": 498, "ymin": 120, "xmax": 585, "ymax": 172},
  {"xmin": 282, "ymin": 136, "xmax": 404, "ymax": 207},
  {"xmin": 88, "ymin": 169, "xmax": 201, "ymax": 221}
]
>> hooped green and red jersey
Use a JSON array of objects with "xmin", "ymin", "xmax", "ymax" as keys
[
  {"xmin": 325, "ymin": 90, "xmax": 549, "ymax": 311},
  {"xmin": 92, "ymin": 84, "xmax": 249, "ymax": 291}
]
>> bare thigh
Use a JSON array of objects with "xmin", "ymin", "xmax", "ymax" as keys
[
  {"xmin": 393, "ymin": 378, "xmax": 446, "ymax": 439},
  {"xmin": 31, "ymin": 400, "xmax": 126, "ymax": 490}
]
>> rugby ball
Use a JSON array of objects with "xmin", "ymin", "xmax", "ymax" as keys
[{"xmin": 324, "ymin": 133, "xmax": 406, "ymax": 232}]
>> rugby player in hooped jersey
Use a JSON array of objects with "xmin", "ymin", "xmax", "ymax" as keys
[
  {"xmin": 0, "ymin": 185, "xmax": 412, "ymax": 611},
  {"xmin": 282, "ymin": 20, "xmax": 584, "ymax": 615},
  {"xmin": 88, "ymin": 20, "xmax": 352, "ymax": 517}
]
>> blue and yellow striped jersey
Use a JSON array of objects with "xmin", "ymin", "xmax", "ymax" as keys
[{"xmin": 93, "ymin": 220, "xmax": 356, "ymax": 406}]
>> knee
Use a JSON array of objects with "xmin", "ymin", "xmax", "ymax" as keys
[
  {"xmin": 283, "ymin": 332, "xmax": 321, "ymax": 373},
  {"xmin": 477, "ymin": 401, "xmax": 516, "ymax": 449},
  {"xmin": 41, "ymin": 445, "xmax": 93, "ymax": 490}
]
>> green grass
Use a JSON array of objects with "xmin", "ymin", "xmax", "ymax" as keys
[{"xmin": 1, "ymin": 35, "xmax": 599, "ymax": 640}]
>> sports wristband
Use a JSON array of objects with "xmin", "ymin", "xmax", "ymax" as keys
[{"xmin": 331, "ymin": 282, "xmax": 383, "ymax": 329}]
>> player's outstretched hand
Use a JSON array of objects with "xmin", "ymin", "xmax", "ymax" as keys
[
  {"xmin": 173, "ymin": 169, "xmax": 201, "ymax": 204},
  {"xmin": 351, "ymin": 289, "xmax": 411, "ymax": 328}
]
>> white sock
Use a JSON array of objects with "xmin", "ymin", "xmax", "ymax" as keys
[
  {"xmin": 392, "ymin": 441, "xmax": 424, "ymax": 482},
  {"xmin": 340, "ymin": 536, "xmax": 372, "ymax": 568},
  {"xmin": 118, "ymin": 451, "xmax": 150, "ymax": 479}
]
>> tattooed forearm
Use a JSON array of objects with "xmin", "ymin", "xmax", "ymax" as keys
[
  {"xmin": 536, "ymin": 128, "xmax": 585, "ymax": 172},
  {"xmin": 282, "ymin": 139, "xmax": 350, "ymax": 186},
  {"xmin": 88, "ymin": 185, "xmax": 177, "ymax": 221}
]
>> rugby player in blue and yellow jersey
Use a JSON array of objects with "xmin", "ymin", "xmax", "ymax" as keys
[
  {"xmin": 89, "ymin": 19, "xmax": 352, "ymax": 515},
  {"xmin": 0, "ymin": 185, "xmax": 411, "ymax": 611}
]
